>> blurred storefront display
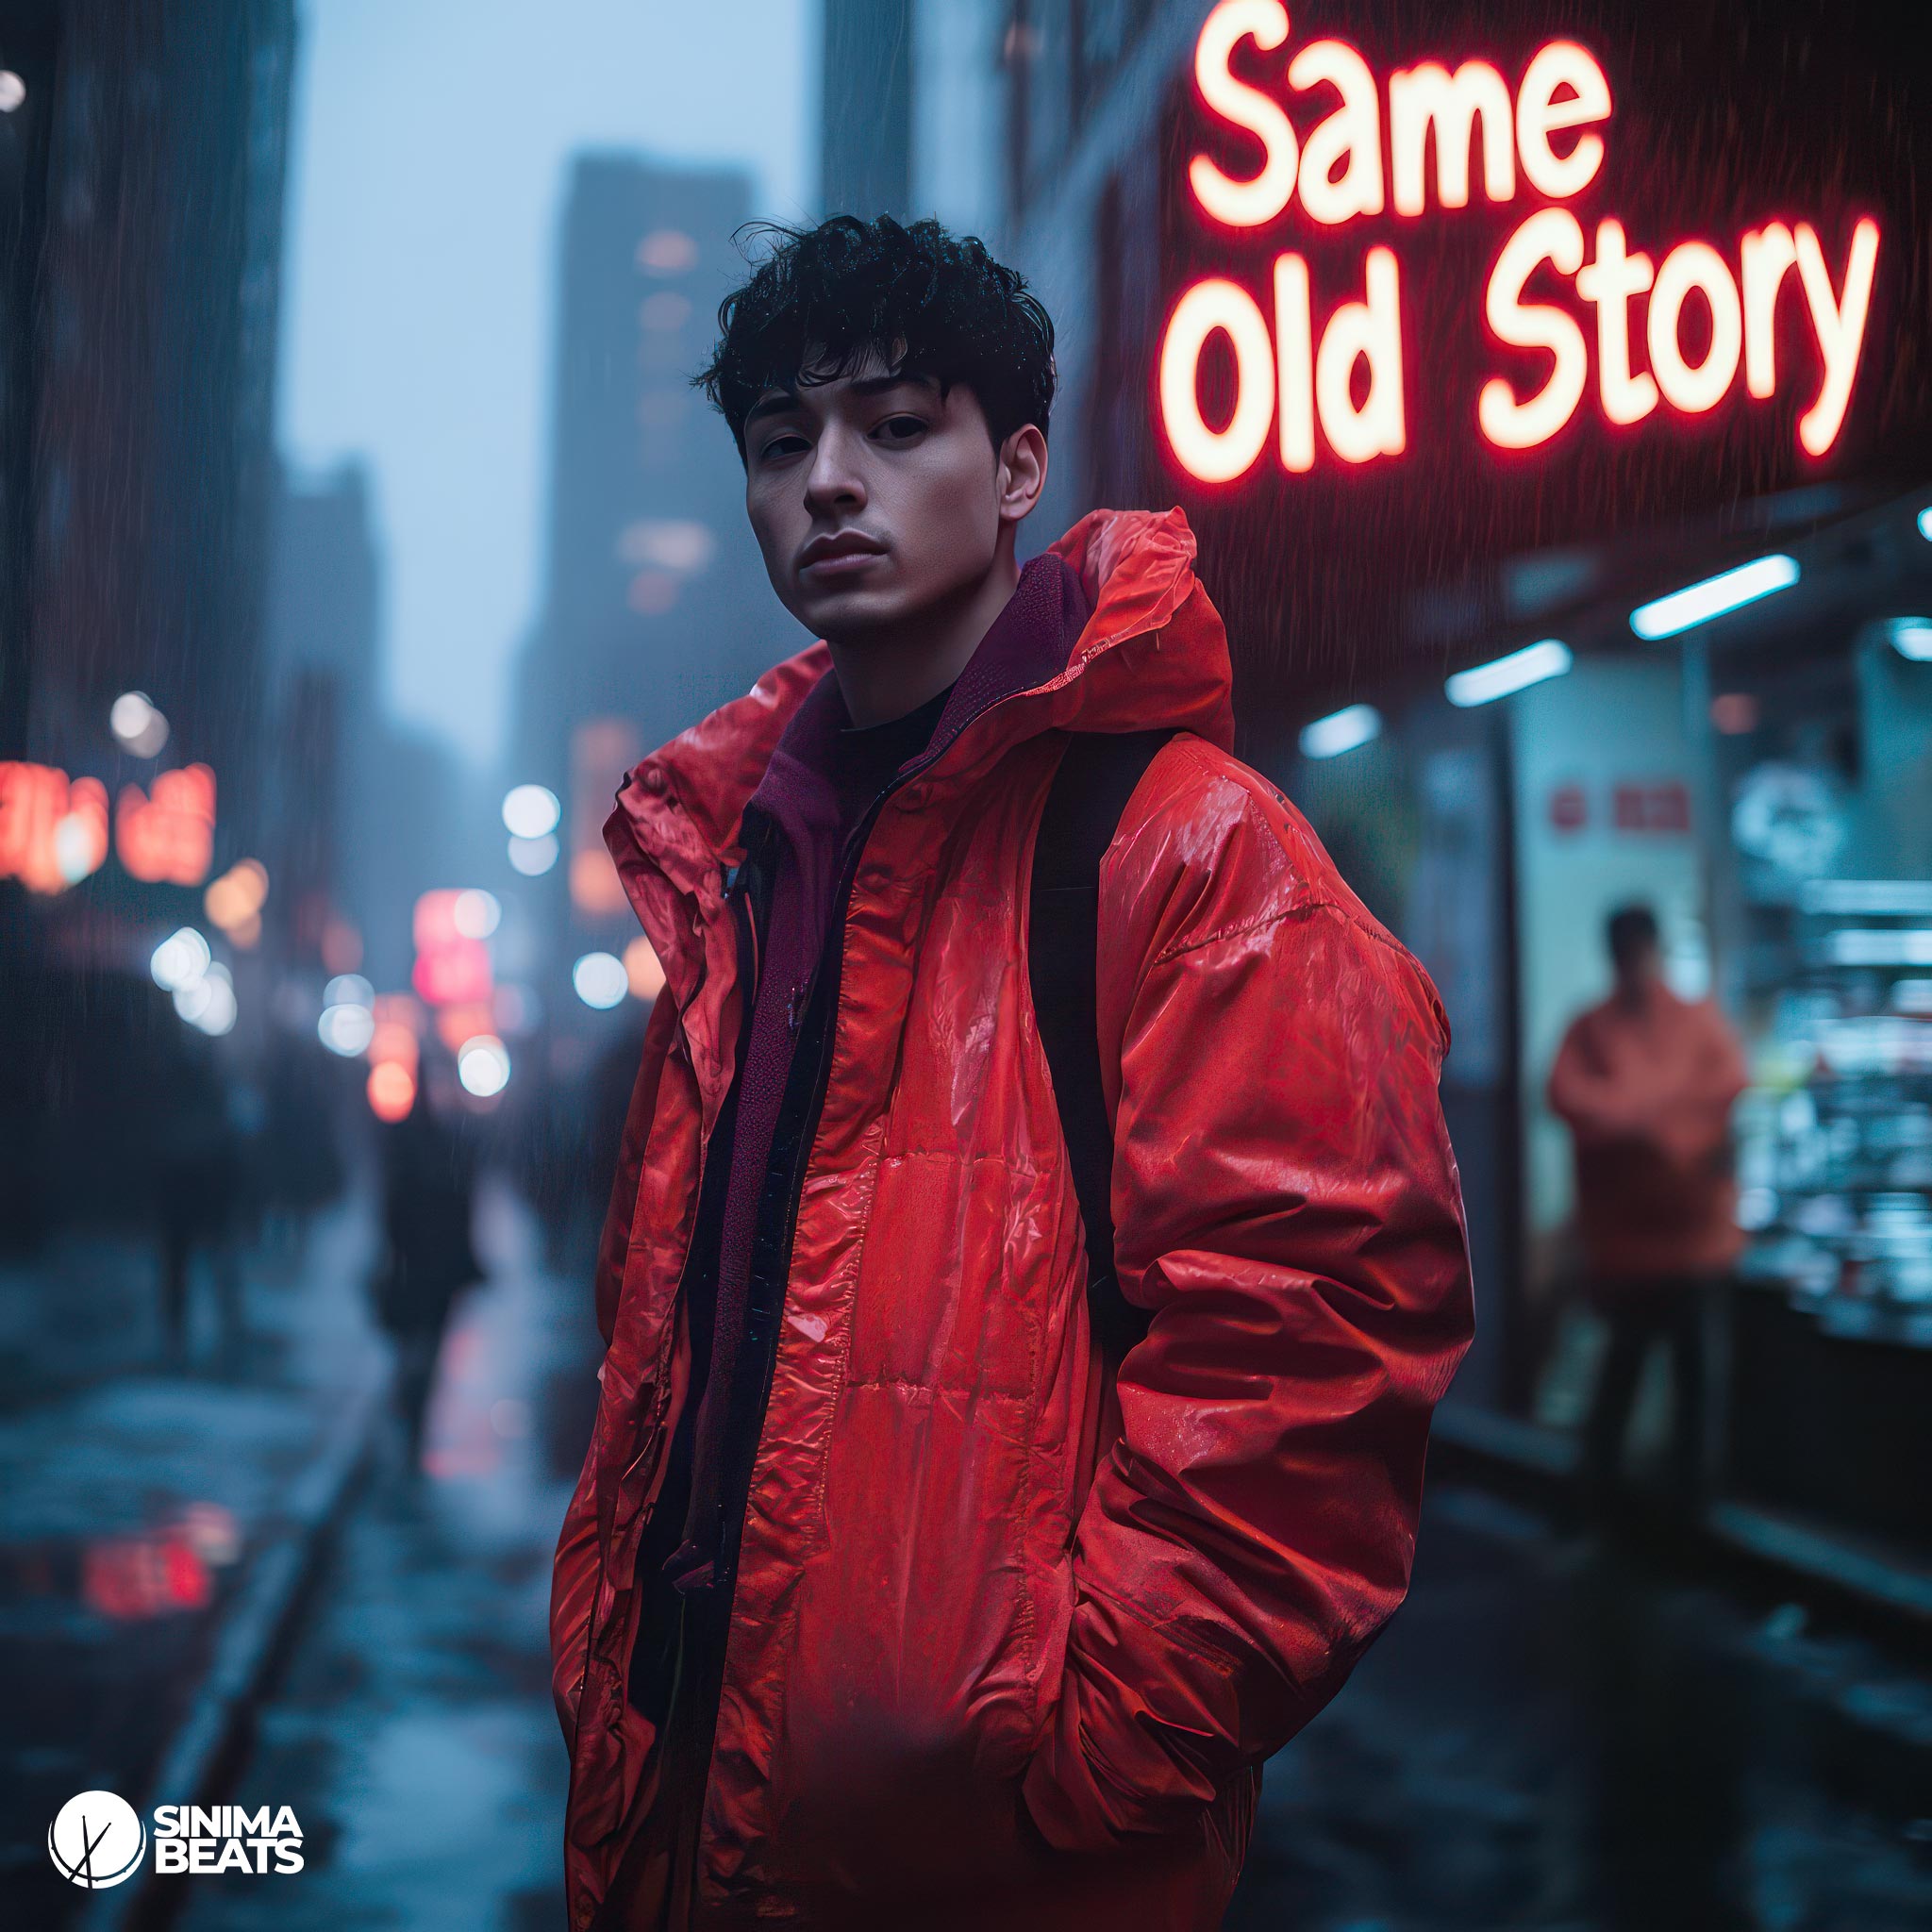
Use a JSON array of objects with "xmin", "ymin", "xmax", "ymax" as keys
[{"xmin": 1705, "ymin": 586, "xmax": 1932, "ymax": 1552}]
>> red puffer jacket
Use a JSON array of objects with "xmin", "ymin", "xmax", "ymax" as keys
[{"xmin": 551, "ymin": 506, "xmax": 1474, "ymax": 1930}]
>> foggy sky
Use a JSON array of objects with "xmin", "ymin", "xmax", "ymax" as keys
[{"xmin": 276, "ymin": 0, "xmax": 814, "ymax": 771}]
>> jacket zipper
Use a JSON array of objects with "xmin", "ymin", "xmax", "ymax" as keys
[
  {"xmin": 611, "ymin": 846, "xmax": 759, "ymax": 1521},
  {"xmin": 667, "ymin": 764, "xmax": 934, "ymax": 1906}
]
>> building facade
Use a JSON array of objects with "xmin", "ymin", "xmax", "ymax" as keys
[
  {"xmin": 884, "ymin": 1, "xmax": 1932, "ymax": 1558},
  {"xmin": 0, "ymin": 0, "xmax": 296, "ymax": 1234}
]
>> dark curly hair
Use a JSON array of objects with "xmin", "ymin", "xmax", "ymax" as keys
[
  {"xmin": 690, "ymin": 214, "xmax": 1058, "ymax": 463},
  {"xmin": 1607, "ymin": 903, "xmax": 1660, "ymax": 967}
]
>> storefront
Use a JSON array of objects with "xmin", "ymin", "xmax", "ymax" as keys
[
  {"xmin": 1275, "ymin": 488, "xmax": 1932, "ymax": 1551},
  {"xmin": 1005, "ymin": 0, "xmax": 1932, "ymax": 1558},
  {"xmin": 1700, "ymin": 519, "xmax": 1932, "ymax": 1548}
]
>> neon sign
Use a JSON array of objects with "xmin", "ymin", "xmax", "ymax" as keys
[
  {"xmin": 117, "ymin": 765, "xmax": 217, "ymax": 886},
  {"xmin": 1160, "ymin": 0, "xmax": 1881, "ymax": 479},
  {"xmin": 411, "ymin": 890, "xmax": 494, "ymax": 1008},
  {"xmin": 1, "ymin": 759, "xmax": 219, "ymax": 892},
  {"xmin": 0, "ymin": 763, "xmax": 108, "ymax": 894}
]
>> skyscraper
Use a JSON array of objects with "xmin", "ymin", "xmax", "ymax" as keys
[
  {"xmin": 512, "ymin": 155, "xmax": 802, "ymax": 986},
  {"xmin": 0, "ymin": 0, "xmax": 295, "ymax": 1229},
  {"xmin": 17, "ymin": 0, "xmax": 294, "ymax": 845},
  {"xmin": 820, "ymin": 0, "xmax": 912, "ymax": 220}
]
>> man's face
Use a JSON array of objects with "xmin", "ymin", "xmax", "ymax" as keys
[
  {"xmin": 1614, "ymin": 936, "xmax": 1663, "ymax": 997},
  {"xmin": 741, "ymin": 347, "xmax": 1031, "ymax": 640}
]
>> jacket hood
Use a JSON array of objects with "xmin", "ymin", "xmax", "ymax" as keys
[{"xmin": 607, "ymin": 508, "xmax": 1232, "ymax": 913}]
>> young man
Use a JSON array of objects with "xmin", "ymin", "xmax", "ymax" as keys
[
  {"xmin": 1548, "ymin": 905, "xmax": 1748, "ymax": 1510},
  {"xmin": 551, "ymin": 215, "xmax": 1474, "ymax": 1931}
]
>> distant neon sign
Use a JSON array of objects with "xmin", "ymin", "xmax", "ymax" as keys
[
  {"xmin": 0, "ymin": 763, "xmax": 108, "ymax": 894},
  {"xmin": 1, "ymin": 759, "xmax": 217, "ymax": 892},
  {"xmin": 1160, "ymin": 0, "xmax": 1881, "ymax": 479},
  {"xmin": 411, "ymin": 890, "xmax": 494, "ymax": 1008},
  {"xmin": 118, "ymin": 765, "xmax": 217, "ymax": 886}
]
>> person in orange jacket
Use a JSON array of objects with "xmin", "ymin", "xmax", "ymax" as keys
[
  {"xmin": 1547, "ymin": 904, "xmax": 1749, "ymax": 1513},
  {"xmin": 549, "ymin": 214, "xmax": 1474, "ymax": 1931}
]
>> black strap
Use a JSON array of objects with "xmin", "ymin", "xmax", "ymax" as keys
[{"xmin": 1027, "ymin": 729, "xmax": 1178, "ymax": 1358}]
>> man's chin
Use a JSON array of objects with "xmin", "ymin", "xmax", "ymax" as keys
[{"xmin": 795, "ymin": 584, "xmax": 917, "ymax": 640}]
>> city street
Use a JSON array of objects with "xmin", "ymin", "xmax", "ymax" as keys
[
  {"xmin": 148, "ymin": 1205, "xmax": 1931, "ymax": 1932},
  {"xmin": 1231, "ymin": 1489, "xmax": 1932, "ymax": 1930},
  {"xmin": 4, "ymin": 6, "xmax": 1930, "ymax": 1930},
  {"xmin": 166, "ymin": 1187, "xmax": 597, "ymax": 1932},
  {"xmin": 0, "ymin": 1195, "xmax": 389, "ymax": 1924}
]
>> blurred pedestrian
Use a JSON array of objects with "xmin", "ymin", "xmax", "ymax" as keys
[
  {"xmin": 372, "ymin": 1084, "xmax": 481, "ymax": 1467},
  {"xmin": 152, "ymin": 1028, "xmax": 248, "ymax": 1376},
  {"xmin": 1548, "ymin": 905, "xmax": 1749, "ymax": 1514},
  {"xmin": 258, "ymin": 1028, "xmax": 346, "ymax": 1269}
]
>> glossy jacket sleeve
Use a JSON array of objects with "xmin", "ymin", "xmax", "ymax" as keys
[{"xmin": 1022, "ymin": 774, "xmax": 1475, "ymax": 1849}]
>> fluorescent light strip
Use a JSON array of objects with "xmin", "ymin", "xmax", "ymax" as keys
[
  {"xmin": 1826, "ymin": 928, "xmax": 1932, "ymax": 968},
  {"xmin": 1629, "ymin": 554, "xmax": 1799, "ymax": 640},
  {"xmin": 1444, "ymin": 639, "xmax": 1573, "ymax": 708},
  {"xmin": 1889, "ymin": 617, "xmax": 1932, "ymax": 662},
  {"xmin": 1298, "ymin": 704, "xmax": 1382, "ymax": 759},
  {"xmin": 1802, "ymin": 879, "xmax": 1932, "ymax": 916}
]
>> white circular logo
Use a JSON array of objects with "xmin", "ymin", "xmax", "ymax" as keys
[{"xmin": 48, "ymin": 1790, "xmax": 146, "ymax": 1889}]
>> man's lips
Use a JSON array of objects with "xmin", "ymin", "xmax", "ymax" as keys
[{"xmin": 798, "ymin": 535, "xmax": 886, "ymax": 577}]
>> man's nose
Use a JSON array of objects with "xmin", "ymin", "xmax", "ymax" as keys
[{"xmin": 803, "ymin": 424, "xmax": 866, "ymax": 514}]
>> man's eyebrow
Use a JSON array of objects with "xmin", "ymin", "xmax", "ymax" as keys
[
  {"xmin": 742, "ymin": 387, "xmax": 800, "ymax": 428},
  {"xmin": 743, "ymin": 371, "xmax": 940, "ymax": 429}
]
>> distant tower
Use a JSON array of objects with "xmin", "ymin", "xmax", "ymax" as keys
[
  {"xmin": 512, "ymin": 156, "xmax": 804, "ymax": 1008},
  {"xmin": 264, "ymin": 462, "xmax": 379, "ymax": 970},
  {"xmin": 819, "ymin": 0, "xmax": 912, "ymax": 219}
]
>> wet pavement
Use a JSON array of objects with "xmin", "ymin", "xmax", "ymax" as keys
[
  {"xmin": 1231, "ymin": 1486, "xmax": 1932, "ymax": 1930},
  {"xmin": 0, "ymin": 1198, "xmax": 388, "ymax": 1923},
  {"xmin": 26, "ymin": 1188, "xmax": 1930, "ymax": 1931},
  {"xmin": 170, "ymin": 1186, "xmax": 596, "ymax": 1932}
]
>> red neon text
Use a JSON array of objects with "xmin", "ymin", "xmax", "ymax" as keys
[
  {"xmin": 1159, "ymin": 250, "xmax": 1406, "ymax": 477},
  {"xmin": 1190, "ymin": 1, "xmax": 1610, "ymax": 228},
  {"xmin": 1166, "ymin": 2, "xmax": 1882, "ymax": 476},
  {"xmin": 1482, "ymin": 214, "xmax": 1879, "ymax": 455}
]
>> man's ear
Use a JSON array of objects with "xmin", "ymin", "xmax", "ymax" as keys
[{"xmin": 996, "ymin": 425, "xmax": 1048, "ymax": 526}]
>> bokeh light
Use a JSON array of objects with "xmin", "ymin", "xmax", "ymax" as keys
[
  {"xmin": 150, "ymin": 927, "xmax": 212, "ymax": 992},
  {"xmin": 457, "ymin": 1034, "xmax": 511, "ymax": 1097},
  {"xmin": 367, "ymin": 1060, "xmax": 416, "ymax": 1122},
  {"xmin": 109, "ymin": 690, "xmax": 170, "ymax": 758},
  {"xmin": 624, "ymin": 935, "xmax": 666, "ymax": 1002},
  {"xmin": 205, "ymin": 859, "xmax": 269, "ymax": 937},
  {"xmin": 453, "ymin": 888, "xmax": 502, "ymax": 939},
  {"xmin": 573, "ymin": 951, "xmax": 627, "ymax": 1010},
  {"xmin": 508, "ymin": 833, "xmax": 559, "ymax": 875},
  {"xmin": 502, "ymin": 784, "xmax": 560, "ymax": 840},
  {"xmin": 319, "ymin": 1003, "xmax": 376, "ymax": 1057},
  {"xmin": 175, "ymin": 961, "xmax": 236, "ymax": 1037}
]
